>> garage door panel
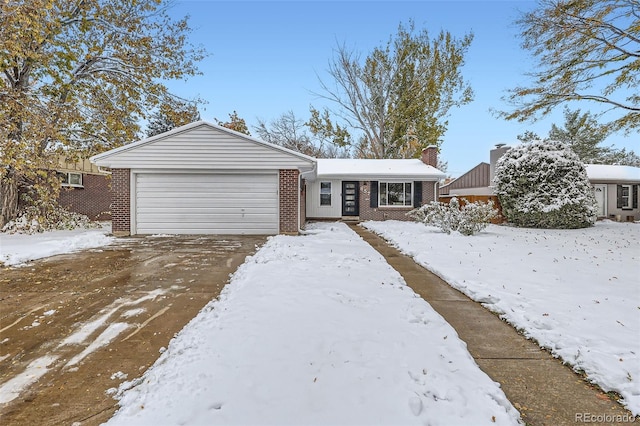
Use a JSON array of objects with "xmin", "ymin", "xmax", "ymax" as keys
[{"xmin": 135, "ymin": 173, "xmax": 280, "ymax": 235}]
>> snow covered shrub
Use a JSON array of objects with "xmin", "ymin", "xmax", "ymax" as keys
[
  {"xmin": 1, "ymin": 205, "xmax": 100, "ymax": 234},
  {"xmin": 493, "ymin": 139, "xmax": 597, "ymax": 229},
  {"xmin": 409, "ymin": 197, "xmax": 497, "ymax": 235}
]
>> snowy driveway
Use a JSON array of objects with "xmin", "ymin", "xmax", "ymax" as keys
[{"xmin": 0, "ymin": 234, "xmax": 266, "ymax": 426}]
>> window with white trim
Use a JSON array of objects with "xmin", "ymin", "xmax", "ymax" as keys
[
  {"xmin": 320, "ymin": 181, "xmax": 332, "ymax": 206},
  {"xmin": 58, "ymin": 172, "xmax": 83, "ymax": 187},
  {"xmin": 379, "ymin": 182, "xmax": 412, "ymax": 207},
  {"xmin": 620, "ymin": 184, "xmax": 632, "ymax": 209}
]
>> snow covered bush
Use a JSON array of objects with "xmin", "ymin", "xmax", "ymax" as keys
[
  {"xmin": 1, "ymin": 205, "xmax": 100, "ymax": 234},
  {"xmin": 493, "ymin": 139, "xmax": 597, "ymax": 229},
  {"xmin": 409, "ymin": 197, "xmax": 498, "ymax": 236}
]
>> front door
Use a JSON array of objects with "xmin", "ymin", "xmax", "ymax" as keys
[
  {"xmin": 342, "ymin": 181, "xmax": 359, "ymax": 216},
  {"xmin": 592, "ymin": 184, "xmax": 607, "ymax": 217}
]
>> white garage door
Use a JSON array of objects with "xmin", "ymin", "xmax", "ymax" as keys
[{"xmin": 135, "ymin": 172, "xmax": 279, "ymax": 235}]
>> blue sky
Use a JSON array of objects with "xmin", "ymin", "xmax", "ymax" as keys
[{"xmin": 165, "ymin": 0, "xmax": 636, "ymax": 177}]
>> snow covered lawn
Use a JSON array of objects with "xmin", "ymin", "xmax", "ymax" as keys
[
  {"xmin": 0, "ymin": 223, "xmax": 114, "ymax": 266},
  {"xmin": 106, "ymin": 222, "xmax": 521, "ymax": 425},
  {"xmin": 362, "ymin": 220, "xmax": 640, "ymax": 415}
]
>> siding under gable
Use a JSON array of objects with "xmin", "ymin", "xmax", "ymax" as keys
[{"xmin": 93, "ymin": 124, "xmax": 315, "ymax": 170}]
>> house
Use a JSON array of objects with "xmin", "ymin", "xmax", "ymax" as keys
[
  {"xmin": 442, "ymin": 145, "xmax": 640, "ymax": 221},
  {"xmin": 90, "ymin": 121, "xmax": 316, "ymax": 236},
  {"xmin": 305, "ymin": 147, "xmax": 445, "ymax": 221},
  {"xmin": 90, "ymin": 121, "xmax": 447, "ymax": 236},
  {"xmin": 56, "ymin": 157, "xmax": 111, "ymax": 220},
  {"xmin": 586, "ymin": 164, "xmax": 640, "ymax": 221}
]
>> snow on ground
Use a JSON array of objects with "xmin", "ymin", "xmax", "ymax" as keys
[
  {"xmin": 362, "ymin": 220, "xmax": 640, "ymax": 415},
  {"xmin": 106, "ymin": 223, "xmax": 521, "ymax": 426},
  {"xmin": 0, "ymin": 223, "xmax": 114, "ymax": 266}
]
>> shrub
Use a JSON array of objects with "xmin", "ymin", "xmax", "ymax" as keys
[
  {"xmin": 409, "ymin": 197, "xmax": 498, "ymax": 236},
  {"xmin": 1, "ymin": 205, "xmax": 100, "ymax": 234},
  {"xmin": 493, "ymin": 140, "xmax": 597, "ymax": 229}
]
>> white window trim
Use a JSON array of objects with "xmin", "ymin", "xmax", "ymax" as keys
[
  {"xmin": 320, "ymin": 181, "xmax": 332, "ymax": 206},
  {"xmin": 379, "ymin": 181, "xmax": 413, "ymax": 208},
  {"xmin": 621, "ymin": 184, "xmax": 632, "ymax": 209},
  {"xmin": 60, "ymin": 172, "xmax": 84, "ymax": 188}
]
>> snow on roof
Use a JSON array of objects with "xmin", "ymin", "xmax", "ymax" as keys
[
  {"xmin": 585, "ymin": 164, "xmax": 640, "ymax": 182},
  {"xmin": 315, "ymin": 158, "xmax": 446, "ymax": 180}
]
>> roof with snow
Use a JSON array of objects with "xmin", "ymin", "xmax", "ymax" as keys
[
  {"xmin": 314, "ymin": 159, "xmax": 446, "ymax": 181},
  {"xmin": 585, "ymin": 164, "xmax": 640, "ymax": 183}
]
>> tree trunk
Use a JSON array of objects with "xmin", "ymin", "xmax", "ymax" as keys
[{"xmin": 1, "ymin": 169, "xmax": 20, "ymax": 228}]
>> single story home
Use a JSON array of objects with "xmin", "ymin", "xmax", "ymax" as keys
[
  {"xmin": 305, "ymin": 152, "xmax": 445, "ymax": 221},
  {"xmin": 586, "ymin": 164, "xmax": 640, "ymax": 221},
  {"xmin": 90, "ymin": 121, "xmax": 446, "ymax": 235},
  {"xmin": 56, "ymin": 157, "xmax": 111, "ymax": 220},
  {"xmin": 441, "ymin": 145, "xmax": 640, "ymax": 221}
]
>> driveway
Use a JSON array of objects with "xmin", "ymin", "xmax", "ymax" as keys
[{"xmin": 0, "ymin": 234, "xmax": 267, "ymax": 426}]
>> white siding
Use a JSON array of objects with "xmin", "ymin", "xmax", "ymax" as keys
[
  {"xmin": 95, "ymin": 124, "xmax": 315, "ymax": 170},
  {"xmin": 306, "ymin": 179, "xmax": 342, "ymax": 218},
  {"xmin": 134, "ymin": 172, "xmax": 278, "ymax": 235}
]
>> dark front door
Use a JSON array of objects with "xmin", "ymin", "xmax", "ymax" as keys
[{"xmin": 342, "ymin": 181, "xmax": 359, "ymax": 216}]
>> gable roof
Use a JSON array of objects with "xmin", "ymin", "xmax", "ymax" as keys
[
  {"xmin": 585, "ymin": 164, "xmax": 640, "ymax": 183},
  {"xmin": 90, "ymin": 121, "xmax": 316, "ymax": 170},
  {"xmin": 314, "ymin": 158, "xmax": 446, "ymax": 181}
]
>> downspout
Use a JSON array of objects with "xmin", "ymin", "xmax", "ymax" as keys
[
  {"xmin": 299, "ymin": 163, "xmax": 318, "ymax": 235},
  {"xmin": 433, "ymin": 181, "xmax": 438, "ymax": 202}
]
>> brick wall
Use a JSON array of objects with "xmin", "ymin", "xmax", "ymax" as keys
[
  {"xmin": 58, "ymin": 174, "xmax": 112, "ymax": 220},
  {"xmin": 359, "ymin": 180, "xmax": 438, "ymax": 221},
  {"xmin": 279, "ymin": 169, "xmax": 299, "ymax": 234},
  {"xmin": 111, "ymin": 169, "xmax": 131, "ymax": 235}
]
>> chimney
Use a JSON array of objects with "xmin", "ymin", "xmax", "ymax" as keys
[
  {"xmin": 489, "ymin": 143, "xmax": 511, "ymax": 183},
  {"xmin": 421, "ymin": 146, "xmax": 438, "ymax": 168}
]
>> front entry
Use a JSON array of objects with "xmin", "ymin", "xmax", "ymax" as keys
[
  {"xmin": 342, "ymin": 181, "xmax": 359, "ymax": 216},
  {"xmin": 592, "ymin": 184, "xmax": 607, "ymax": 217}
]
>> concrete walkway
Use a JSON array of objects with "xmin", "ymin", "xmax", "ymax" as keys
[{"xmin": 350, "ymin": 224, "xmax": 635, "ymax": 426}]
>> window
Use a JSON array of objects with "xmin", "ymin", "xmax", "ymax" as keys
[
  {"xmin": 620, "ymin": 184, "xmax": 632, "ymax": 209},
  {"xmin": 379, "ymin": 182, "xmax": 412, "ymax": 207},
  {"xmin": 320, "ymin": 181, "xmax": 331, "ymax": 206},
  {"xmin": 58, "ymin": 172, "xmax": 83, "ymax": 187}
]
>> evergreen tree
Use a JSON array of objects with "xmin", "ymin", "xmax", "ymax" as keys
[
  {"xmin": 517, "ymin": 108, "xmax": 640, "ymax": 166},
  {"xmin": 494, "ymin": 139, "xmax": 597, "ymax": 229}
]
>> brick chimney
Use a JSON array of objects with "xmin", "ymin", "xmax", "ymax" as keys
[{"xmin": 421, "ymin": 146, "xmax": 438, "ymax": 167}]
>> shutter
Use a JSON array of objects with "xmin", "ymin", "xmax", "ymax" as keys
[
  {"xmin": 617, "ymin": 185, "xmax": 623, "ymax": 209},
  {"xmin": 370, "ymin": 181, "xmax": 378, "ymax": 208},
  {"xmin": 413, "ymin": 181, "xmax": 423, "ymax": 207},
  {"xmin": 633, "ymin": 185, "xmax": 639, "ymax": 209}
]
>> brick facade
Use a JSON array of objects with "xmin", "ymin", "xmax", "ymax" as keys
[
  {"xmin": 279, "ymin": 169, "xmax": 300, "ymax": 234},
  {"xmin": 111, "ymin": 169, "xmax": 131, "ymax": 235},
  {"xmin": 58, "ymin": 174, "xmax": 112, "ymax": 220},
  {"xmin": 358, "ymin": 180, "xmax": 437, "ymax": 221}
]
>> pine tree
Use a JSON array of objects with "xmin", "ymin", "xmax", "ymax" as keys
[{"xmin": 147, "ymin": 100, "xmax": 201, "ymax": 137}]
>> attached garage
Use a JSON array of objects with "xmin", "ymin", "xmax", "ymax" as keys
[
  {"xmin": 90, "ymin": 121, "xmax": 315, "ymax": 235},
  {"xmin": 134, "ymin": 172, "xmax": 279, "ymax": 235}
]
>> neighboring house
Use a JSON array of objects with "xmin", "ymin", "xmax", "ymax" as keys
[
  {"xmin": 90, "ymin": 121, "xmax": 447, "ymax": 236},
  {"xmin": 586, "ymin": 164, "xmax": 640, "ymax": 221},
  {"xmin": 305, "ymin": 147, "xmax": 445, "ymax": 221},
  {"xmin": 442, "ymin": 145, "xmax": 640, "ymax": 221},
  {"xmin": 90, "ymin": 121, "xmax": 316, "ymax": 236},
  {"xmin": 439, "ymin": 162, "xmax": 491, "ymax": 197},
  {"xmin": 56, "ymin": 157, "xmax": 111, "ymax": 220}
]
